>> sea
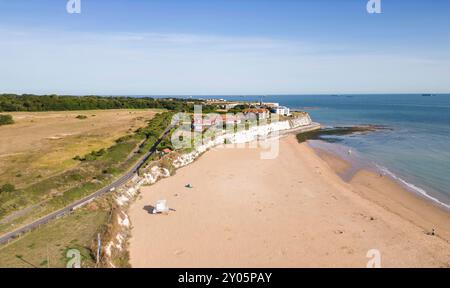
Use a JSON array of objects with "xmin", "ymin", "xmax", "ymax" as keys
[{"xmin": 141, "ymin": 94, "xmax": 450, "ymax": 210}]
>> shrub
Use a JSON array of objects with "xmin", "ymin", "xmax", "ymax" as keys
[
  {"xmin": 102, "ymin": 167, "xmax": 119, "ymax": 175},
  {"xmin": 0, "ymin": 114, "xmax": 14, "ymax": 126},
  {"xmin": 73, "ymin": 155, "xmax": 83, "ymax": 161},
  {"xmin": 69, "ymin": 173, "xmax": 83, "ymax": 181},
  {"xmin": 0, "ymin": 183, "xmax": 15, "ymax": 193},
  {"xmin": 84, "ymin": 154, "xmax": 97, "ymax": 161},
  {"xmin": 90, "ymin": 149, "xmax": 105, "ymax": 157},
  {"xmin": 115, "ymin": 135, "xmax": 133, "ymax": 143}
]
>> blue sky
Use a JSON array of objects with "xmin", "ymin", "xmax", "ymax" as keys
[{"xmin": 1, "ymin": 0, "xmax": 450, "ymax": 95}]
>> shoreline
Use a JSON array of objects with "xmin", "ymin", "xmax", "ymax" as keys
[
  {"xmin": 311, "ymin": 145, "xmax": 450, "ymax": 242},
  {"xmin": 309, "ymin": 140, "xmax": 450, "ymax": 212},
  {"xmin": 128, "ymin": 135, "xmax": 450, "ymax": 267}
]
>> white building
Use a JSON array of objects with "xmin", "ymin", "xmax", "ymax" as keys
[
  {"xmin": 263, "ymin": 102, "xmax": 280, "ymax": 108},
  {"xmin": 243, "ymin": 108, "xmax": 270, "ymax": 120},
  {"xmin": 272, "ymin": 106, "xmax": 291, "ymax": 116}
]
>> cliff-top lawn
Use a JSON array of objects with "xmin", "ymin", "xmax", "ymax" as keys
[
  {"xmin": 0, "ymin": 204, "xmax": 108, "ymax": 268},
  {"xmin": 0, "ymin": 109, "xmax": 159, "ymax": 233}
]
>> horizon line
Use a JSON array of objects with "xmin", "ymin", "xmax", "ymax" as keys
[{"xmin": 2, "ymin": 92, "xmax": 450, "ymax": 97}]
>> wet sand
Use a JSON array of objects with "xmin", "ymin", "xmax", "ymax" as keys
[{"xmin": 128, "ymin": 135, "xmax": 450, "ymax": 267}]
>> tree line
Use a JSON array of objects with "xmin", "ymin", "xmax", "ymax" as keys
[{"xmin": 0, "ymin": 94, "xmax": 201, "ymax": 112}]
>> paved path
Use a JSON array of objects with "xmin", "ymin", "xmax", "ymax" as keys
[{"xmin": 0, "ymin": 125, "xmax": 173, "ymax": 245}]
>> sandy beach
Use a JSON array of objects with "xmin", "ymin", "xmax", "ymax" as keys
[{"xmin": 128, "ymin": 135, "xmax": 450, "ymax": 268}]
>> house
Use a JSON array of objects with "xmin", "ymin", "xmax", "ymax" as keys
[
  {"xmin": 271, "ymin": 106, "xmax": 291, "ymax": 116},
  {"xmin": 202, "ymin": 116, "xmax": 218, "ymax": 126},
  {"xmin": 225, "ymin": 103, "xmax": 240, "ymax": 110},
  {"xmin": 263, "ymin": 102, "xmax": 280, "ymax": 108},
  {"xmin": 192, "ymin": 114, "xmax": 230, "ymax": 131},
  {"xmin": 243, "ymin": 108, "xmax": 269, "ymax": 119},
  {"xmin": 162, "ymin": 148, "xmax": 172, "ymax": 154},
  {"xmin": 221, "ymin": 114, "xmax": 242, "ymax": 125},
  {"xmin": 192, "ymin": 117, "xmax": 204, "ymax": 132}
]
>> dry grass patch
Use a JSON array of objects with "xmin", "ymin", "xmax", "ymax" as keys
[{"xmin": 0, "ymin": 109, "xmax": 158, "ymax": 188}]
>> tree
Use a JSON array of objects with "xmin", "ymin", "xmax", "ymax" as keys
[
  {"xmin": 0, "ymin": 114, "xmax": 14, "ymax": 126},
  {"xmin": 0, "ymin": 94, "xmax": 201, "ymax": 112}
]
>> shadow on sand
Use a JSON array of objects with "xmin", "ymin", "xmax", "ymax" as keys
[
  {"xmin": 143, "ymin": 205, "xmax": 176, "ymax": 214},
  {"xmin": 143, "ymin": 205, "xmax": 155, "ymax": 214}
]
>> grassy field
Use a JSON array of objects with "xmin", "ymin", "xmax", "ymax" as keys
[
  {"xmin": 0, "ymin": 204, "xmax": 108, "ymax": 268},
  {"xmin": 0, "ymin": 110, "xmax": 158, "ymax": 188},
  {"xmin": 0, "ymin": 110, "xmax": 176, "ymax": 268},
  {"xmin": 0, "ymin": 109, "xmax": 161, "ymax": 233}
]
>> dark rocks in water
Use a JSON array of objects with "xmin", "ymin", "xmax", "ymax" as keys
[{"xmin": 296, "ymin": 125, "xmax": 389, "ymax": 143}]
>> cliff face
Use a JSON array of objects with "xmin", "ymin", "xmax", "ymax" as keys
[
  {"xmin": 172, "ymin": 114, "xmax": 315, "ymax": 168},
  {"xmin": 290, "ymin": 114, "xmax": 313, "ymax": 127},
  {"xmin": 104, "ymin": 113, "xmax": 317, "ymax": 267}
]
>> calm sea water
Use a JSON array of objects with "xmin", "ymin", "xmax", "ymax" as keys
[{"xmin": 146, "ymin": 94, "xmax": 450, "ymax": 209}]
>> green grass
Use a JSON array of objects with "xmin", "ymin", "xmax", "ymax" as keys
[
  {"xmin": 0, "ymin": 112, "xmax": 174, "ymax": 235},
  {"xmin": 0, "ymin": 208, "xmax": 108, "ymax": 268},
  {"xmin": 0, "ymin": 111, "xmax": 177, "ymax": 268}
]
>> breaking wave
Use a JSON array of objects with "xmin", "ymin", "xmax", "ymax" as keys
[{"xmin": 376, "ymin": 165, "xmax": 450, "ymax": 210}]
